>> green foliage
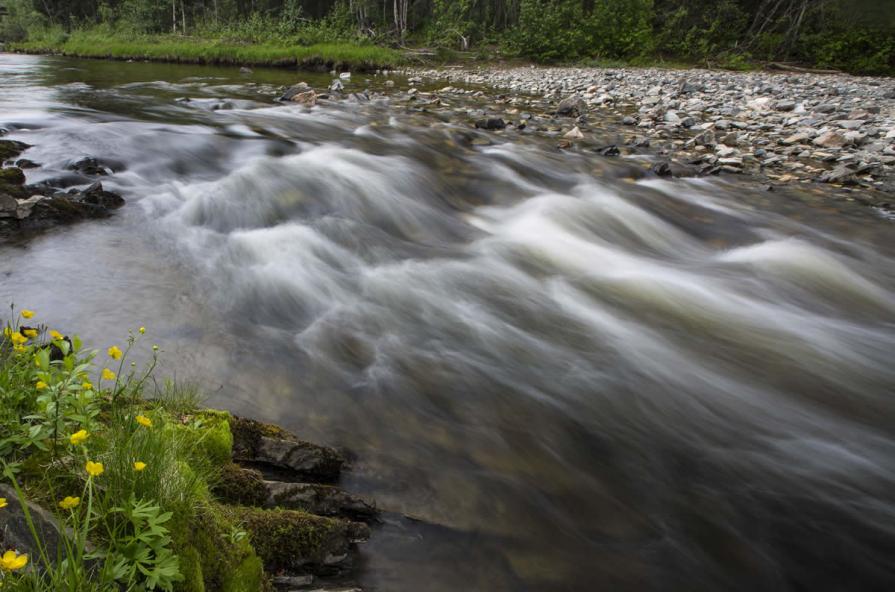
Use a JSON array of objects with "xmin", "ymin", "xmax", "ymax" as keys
[{"xmin": 0, "ymin": 308, "xmax": 266, "ymax": 592}]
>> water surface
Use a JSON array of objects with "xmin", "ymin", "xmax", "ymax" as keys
[{"xmin": 2, "ymin": 53, "xmax": 894, "ymax": 592}]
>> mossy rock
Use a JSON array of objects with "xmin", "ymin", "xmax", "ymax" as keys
[
  {"xmin": 213, "ymin": 463, "xmax": 269, "ymax": 507},
  {"xmin": 172, "ymin": 504, "xmax": 267, "ymax": 592},
  {"xmin": 0, "ymin": 139, "xmax": 29, "ymax": 162},
  {"xmin": 227, "ymin": 506, "xmax": 359, "ymax": 574},
  {"xmin": 230, "ymin": 416, "xmax": 343, "ymax": 482},
  {"xmin": 0, "ymin": 167, "xmax": 25, "ymax": 185}
]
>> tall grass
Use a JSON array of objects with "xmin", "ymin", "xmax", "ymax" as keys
[{"xmin": 12, "ymin": 28, "xmax": 402, "ymax": 70}]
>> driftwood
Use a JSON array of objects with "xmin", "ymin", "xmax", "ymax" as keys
[{"xmin": 765, "ymin": 62, "xmax": 843, "ymax": 75}]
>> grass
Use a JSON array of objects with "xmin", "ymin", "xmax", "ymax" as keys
[
  {"xmin": 0, "ymin": 308, "xmax": 265, "ymax": 591},
  {"xmin": 11, "ymin": 30, "xmax": 403, "ymax": 71}
]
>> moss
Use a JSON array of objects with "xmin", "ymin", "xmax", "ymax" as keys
[
  {"xmin": 178, "ymin": 547, "xmax": 206, "ymax": 592},
  {"xmin": 221, "ymin": 554, "xmax": 266, "ymax": 592},
  {"xmin": 213, "ymin": 464, "xmax": 269, "ymax": 507},
  {"xmin": 227, "ymin": 507, "xmax": 348, "ymax": 573},
  {"xmin": 172, "ymin": 503, "xmax": 267, "ymax": 592}
]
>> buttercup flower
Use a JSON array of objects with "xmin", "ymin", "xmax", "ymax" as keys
[
  {"xmin": 101, "ymin": 368, "xmax": 116, "ymax": 381},
  {"xmin": 10, "ymin": 332, "xmax": 27, "ymax": 346},
  {"xmin": 35, "ymin": 381, "xmax": 48, "ymax": 390},
  {"xmin": 50, "ymin": 330, "xmax": 64, "ymax": 340},
  {"xmin": 139, "ymin": 326, "xmax": 146, "ymax": 334},
  {"xmin": 152, "ymin": 345, "xmax": 159, "ymax": 352},
  {"xmin": 107, "ymin": 346, "xmax": 123, "ymax": 360},
  {"xmin": 59, "ymin": 496, "xmax": 80, "ymax": 510},
  {"xmin": 85, "ymin": 460, "xmax": 104, "ymax": 478},
  {"xmin": 133, "ymin": 461, "xmax": 147, "ymax": 472},
  {"xmin": 0, "ymin": 550, "xmax": 27, "ymax": 572},
  {"xmin": 20, "ymin": 310, "xmax": 34, "ymax": 319},
  {"xmin": 22, "ymin": 329, "xmax": 38, "ymax": 338},
  {"xmin": 0, "ymin": 498, "xmax": 7, "ymax": 509},
  {"xmin": 136, "ymin": 415, "xmax": 153, "ymax": 428},
  {"xmin": 70, "ymin": 429, "xmax": 89, "ymax": 446},
  {"xmin": 82, "ymin": 381, "xmax": 94, "ymax": 391}
]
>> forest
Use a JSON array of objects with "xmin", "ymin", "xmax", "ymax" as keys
[{"xmin": 2, "ymin": 0, "xmax": 894, "ymax": 74}]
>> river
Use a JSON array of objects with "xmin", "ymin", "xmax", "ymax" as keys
[{"xmin": 1, "ymin": 53, "xmax": 894, "ymax": 591}]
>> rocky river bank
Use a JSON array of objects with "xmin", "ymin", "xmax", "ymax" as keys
[{"xmin": 398, "ymin": 65, "xmax": 895, "ymax": 211}]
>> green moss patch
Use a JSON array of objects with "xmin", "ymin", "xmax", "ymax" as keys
[{"xmin": 213, "ymin": 464, "xmax": 269, "ymax": 507}]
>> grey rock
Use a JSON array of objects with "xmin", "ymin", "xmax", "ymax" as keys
[
  {"xmin": 474, "ymin": 118, "xmax": 506, "ymax": 131},
  {"xmin": 813, "ymin": 131, "xmax": 848, "ymax": 148},
  {"xmin": 266, "ymin": 481, "xmax": 377, "ymax": 519},
  {"xmin": 0, "ymin": 484, "xmax": 64, "ymax": 563},
  {"xmin": 556, "ymin": 95, "xmax": 587, "ymax": 117}
]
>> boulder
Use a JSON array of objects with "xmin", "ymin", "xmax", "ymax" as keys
[
  {"xmin": 556, "ymin": 95, "xmax": 587, "ymax": 117},
  {"xmin": 66, "ymin": 157, "xmax": 112, "ymax": 176},
  {"xmin": 280, "ymin": 82, "xmax": 312, "ymax": 102},
  {"xmin": 0, "ymin": 139, "xmax": 29, "ymax": 163}
]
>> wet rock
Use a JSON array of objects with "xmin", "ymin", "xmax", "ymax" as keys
[
  {"xmin": 232, "ymin": 506, "xmax": 368, "ymax": 575},
  {"xmin": 280, "ymin": 82, "xmax": 312, "ymax": 101},
  {"xmin": 775, "ymin": 100, "xmax": 796, "ymax": 112},
  {"xmin": 595, "ymin": 145, "xmax": 620, "ymax": 156},
  {"xmin": 475, "ymin": 118, "xmax": 506, "ymax": 130},
  {"xmin": 266, "ymin": 481, "xmax": 377, "ymax": 520},
  {"xmin": 622, "ymin": 115, "xmax": 637, "ymax": 125},
  {"xmin": 66, "ymin": 156, "xmax": 111, "ymax": 176},
  {"xmin": 329, "ymin": 79, "xmax": 344, "ymax": 94},
  {"xmin": 0, "ymin": 166, "xmax": 25, "ymax": 185},
  {"xmin": 231, "ymin": 416, "xmax": 344, "ymax": 483},
  {"xmin": 556, "ymin": 95, "xmax": 587, "ymax": 117},
  {"xmin": 290, "ymin": 90, "xmax": 318, "ymax": 107},
  {"xmin": 564, "ymin": 126, "xmax": 584, "ymax": 140},
  {"xmin": 80, "ymin": 181, "xmax": 125, "ymax": 209},
  {"xmin": 14, "ymin": 159, "xmax": 39, "ymax": 169},
  {"xmin": 0, "ymin": 139, "xmax": 29, "ymax": 163},
  {"xmin": 652, "ymin": 162, "xmax": 673, "ymax": 177},
  {"xmin": 272, "ymin": 574, "xmax": 315, "ymax": 589},
  {"xmin": 239, "ymin": 67, "xmax": 253, "ymax": 75}
]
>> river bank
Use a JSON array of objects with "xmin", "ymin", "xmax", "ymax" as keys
[
  {"xmin": 403, "ymin": 65, "xmax": 895, "ymax": 208},
  {"xmin": 0, "ymin": 314, "xmax": 375, "ymax": 592},
  {"xmin": 8, "ymin": 34, "xmax": 401, "ymax": 71}
]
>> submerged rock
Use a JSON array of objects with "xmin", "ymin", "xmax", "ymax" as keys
[
  {"xmin": 280, "ymin": 82, "xmax": 312, "ymax": 102},
  {"xmin": 556, "ymin": 95, "xmax": 587, "ymax": 117},
  {"xmin": 474, "ymin": 118, "xmax": 506, "ymax": 130}
]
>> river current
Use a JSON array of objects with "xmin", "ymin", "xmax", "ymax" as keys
[{"xmin": 1, "ymin": 53, "xmax": 894, "ymax": 591}]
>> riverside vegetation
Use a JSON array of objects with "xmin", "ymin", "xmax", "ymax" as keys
[
  {"xmin": 0, "ymin": 307, "xmax": 375, "ymax": 591},
  {"xmin": 0, "ymin": 1, "xmax": 893, "ymax": 74}
]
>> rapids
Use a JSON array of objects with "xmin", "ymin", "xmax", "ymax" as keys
[{"xmin": 2, "ymin": 54, "xmax": 894, "ymax": 591}]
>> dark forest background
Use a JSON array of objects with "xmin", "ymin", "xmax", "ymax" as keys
[{"xmin": 3, "ymin": 0, "xmax": 894, "ymax": 74}]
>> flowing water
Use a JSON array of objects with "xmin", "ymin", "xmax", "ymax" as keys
[{"xmin": 2, "ymin": 53, "xmax": 894, "ymax": 591}]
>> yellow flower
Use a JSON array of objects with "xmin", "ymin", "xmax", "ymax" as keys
[
  {"xmin": 59, "ymin": 496, "xmax": 80, "ymax": 510},
  {"xmin": 69, "ymin": 429, "xmax": 89, "ymax": 446},
  {"xmin": 133, "ymin": 461, "xmax": 147, "ymax": 472},
  {"xmin": 2, "ymin": 327, "xmax": 10, "ymax": 337},
  {"xmin": 0, "ymin": 550, "xmax": 28, "ymax": 572},
  {"xmin": 82, "ymin": 381, "xmax": 94, "ymax": 391},
  {"xmin": 139, "ymin": 326, "xmax": 146, "ymax": 334},
  {"xmin": 50, "ymin": 330, "xmax": 64, "ymax": 340},
  {"xmin": 13, "ymin": 345, "xmax": 25, "ymax": 353},
  {"xmin": 135, "ymin": 415, "xmax": 152, "ymax": 428},
  {"xmin": 0, "ymin": 498, "xmax": 7, "ymax": 509},
  {"xmin": 10, "ymin": 332, "xmax": 27, "ymax": 346},
  {"xmin": 101, "ymin": 368, "xmax": 116, "ymax": 381},
  {"xmin": 22, "ymin": 329, "xmax": 38, "ymax": 338},
  {"xmin": 107, "ymin": 345, "xmax": 123, "ymax": 360},
  {"xmin": 85, "ymin": 460, "xmax": 104, "ymax": 478},
  {"xmin": 20, "ymin": 310, "xmax": 34, "ymax": 319},
  {"xmin": 35, "ymin": 381, "xmax": 48, "ymax": 390}
]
